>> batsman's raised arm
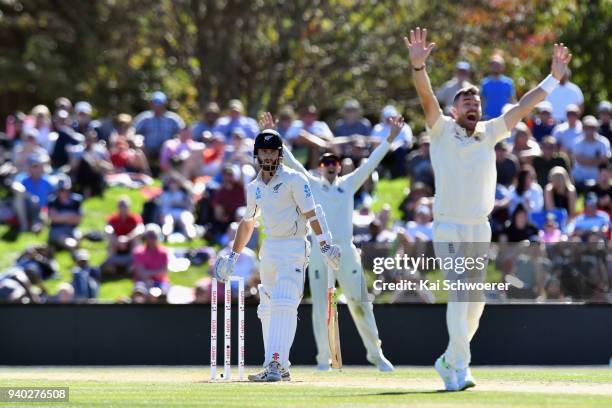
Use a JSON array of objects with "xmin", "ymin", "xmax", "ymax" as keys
[
  {"xmin": 503, "ymin": 43, "xmax": 572, "ymax": 132},
  {"xmin": 404, "ymin": 27, "xmax": 441, "ymax": 128}
]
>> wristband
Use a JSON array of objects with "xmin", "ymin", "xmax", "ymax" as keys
[
  {"xmin": 413, "ymin": 65, "xmax": 426, "ymax": 71},
  {"xmin": 229, "ymin": 251, "xmax": 239, "ymax": 261},
  {"xmin": 538, "ymin": 74, "xmax": 559, "ymax": 94}
]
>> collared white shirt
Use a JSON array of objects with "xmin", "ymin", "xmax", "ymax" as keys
[
  {"xmin": 285, "ymin": 120, "xmax": 333, "ymax": 140},
  {"xmin": 244, "ymin": 165, "xmax": 316, "ymax": 239},
  {"xmin": 553, "ymin": 121, "xmax": 583, "ymax": 152},
  {"xmin": 545, "ymin": 82, "xmax": 584, "ymax": 122},
  {"xmin": 429, "ymin": 114, "xmax": 510, "ymax": 223},
  {"xmin": 282, "ymin": 140, "xmax": 391, "ymax": 244}
]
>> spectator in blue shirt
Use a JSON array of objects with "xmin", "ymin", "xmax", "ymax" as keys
[
  {"xmin": 213, "ymin": 99, "xmax": 259, "ymax": 140},
  {"xmin": 13, "ymin": 155, "xmax": 55, "ymax": 232},
  {"xmin": 371, "ymin": 105, "xmax": 413, "ymax": 178},
  {"xmin": 133, "ymin": 91, "xmax": 184, "ymax": 163},
  {"xmin": 531, "ymin": 101, "xmax": 557, "ymax": 142},
  {"xmin": 275, "ymin": 105, "xmax": 296, "ymax": 139},
  {"xmin": 569, "ymin": 193, "xmax": 610, "ymax": 237},
  {"xmin": 191, "ymin": 102, "xmax": 220, "ymax": 141},
  {"xmin": 47, "ymin": 176, "xmax": 83, "ymax": 251},
  {"xmin": 71, "ymin": 249, "xmax": 100, "ymax": 302},
  {"xmin": 480, "ymin": 53, "xmax": 516, "ymax": 119},
  {"xmin": 334, "ymin": 99, "xmax": 372, "ymax": 136},
  {"xmin": 370, "ymin": 105, "xmax": 413, "ymax": 147},
  {"xmin": 285, "ymin": 104, "xmax": 333, "ymax": 141}
]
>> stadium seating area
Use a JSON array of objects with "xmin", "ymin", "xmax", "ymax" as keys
[{"xmin": 0, "ymin": 68, "xmax": 610, "ymax": 304}]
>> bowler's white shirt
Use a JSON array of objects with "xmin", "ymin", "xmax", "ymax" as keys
[
  {"xmin": 282, "ymin": 141, "xmax": 391, "ymax": 245},
  {"xmin": 430, "ymin": 114, "xmax": 510, "ymax": 223},
  {"xmin": 244, "ymin": 165, "xmax": 316, "ymax": 239}
]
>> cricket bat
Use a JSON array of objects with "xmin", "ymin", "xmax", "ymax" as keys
[{"xmin": 327, "ymin": 267, "xmax": 342, "ymax": 369}]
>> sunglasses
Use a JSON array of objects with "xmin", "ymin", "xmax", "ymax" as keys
[{"xmin": 320, "ymin": 160, "xmax": 339, "ymax": 168}]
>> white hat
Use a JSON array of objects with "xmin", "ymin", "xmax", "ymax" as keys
[
  {"xmin": 514, "ymin": 121, "xmax": 529, "ymax": 133},
  {"xmin": 582, "ymin": 115, "xmax": 599, "ymax": 128},
  {"xmin": 381, "ymin": 105, "xmax": 399, "ymax": 119},
  {"xmin": 144, "ymin": 223, "xmax": 162, "ymax": 239},
  {"xmin": 75, "ymin": 101, "xmax": 92, "ymax": 115},
  {"xmin": 416, "ymin": 205, "xmax": 431, "ymax": 215},
  {"xmin": 597, "ymin": 101, "xmax": 612, "ymax": 113},
  {"xmin": 456, "ymin": 61, "xmax": 471, "ymax": 71},
  {"xmin": 536, "ymin": 101, "xmax": 553, "ymax": 113}
]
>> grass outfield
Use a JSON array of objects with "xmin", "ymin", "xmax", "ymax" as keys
[{"xmin": 0, "ymin": 366, "xmax": 611, "ymax": 407}]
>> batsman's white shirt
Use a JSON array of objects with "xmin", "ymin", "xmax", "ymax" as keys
[
  {"xmin": 430, "ymin": 115, "xmax": 510, "ymax": 223},
  {"xmin": 243, "ymin": 165, "xmax": 316, "ymax": 237},
  {"xmin": 282, "ymin": 140, "xmax": 391, "ymax": 244}
]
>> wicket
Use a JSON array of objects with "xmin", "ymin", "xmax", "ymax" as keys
[{"xmin": 210, "ymin": 276, "xmax": 245, "ymax": 381}]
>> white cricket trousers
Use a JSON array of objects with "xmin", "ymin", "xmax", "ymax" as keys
[
  {"xmin": 432, "ymin": 219, "xmax": 491, "ymax": 370},
  {"xmin": 308, "ymin": 241, "xmax": 383, "ymax": 365},
  {"xmin": 257, "ymin": 237, "xmax": 309, "ymax": 369}
]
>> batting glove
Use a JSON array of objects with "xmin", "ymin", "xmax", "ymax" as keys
[
  {"xmin": 321, "ymin": 243, "xmax": 341, "ymax": 270},
  {"xmin": 213, "ymin": 251, "xmax": 239, "ymax": 281}
]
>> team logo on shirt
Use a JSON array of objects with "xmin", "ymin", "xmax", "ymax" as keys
[
  {"xmin": 255, "ymin": 187, "xmax": 262, "ymax": 200},
  {"xmin": 304, "ymin": 184, "xmax": 312, "ymax": 198},
  {"xmin": 272, "ymin": 183, "xmax": 283, "ymax": 193}
]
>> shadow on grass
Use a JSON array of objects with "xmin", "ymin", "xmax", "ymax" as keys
[
  {"xmin": 1, "ymin": 227, "xmax": 20, "ymax": 242},
  {"xmin": 336, "ymin": 390, "xmax": 447, "ymax": 397}
]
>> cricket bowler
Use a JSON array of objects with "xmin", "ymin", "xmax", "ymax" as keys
[
  {"xmin": 214, "ymin": 129, "xmax": 341, "ymax": 382},
  {"xmin": 405, "ymin": 27, "xmax": 571, "ymax": 390},
  {"xmin": 260, "ymin": 112, "xmax": 402, "ymax": 371}
]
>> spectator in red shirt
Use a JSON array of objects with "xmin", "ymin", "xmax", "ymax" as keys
[
  {"xmin": 102, "ymin": 196, "xmax": 144, "ymax": 276},
  {"xmin": 211, "ymin": 165, "xmax": 246, "ymax": 241},
  {"xmin": 132, "ymin": 223, "xmax": 169, "ymax": 293}
]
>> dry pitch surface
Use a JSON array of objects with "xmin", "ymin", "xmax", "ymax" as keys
[{"xmin": 1, "ymin": 366, "xmax": 611, "ymax": 407}]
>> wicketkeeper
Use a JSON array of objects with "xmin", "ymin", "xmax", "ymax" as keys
[{"xmin": 214, "ymin": 129, "xmax": 341, "ymax": 382}]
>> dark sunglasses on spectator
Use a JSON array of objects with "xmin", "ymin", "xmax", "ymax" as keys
[{"xmin": 320, "ymin": 160, "xmax": 339, "ymax": 167}]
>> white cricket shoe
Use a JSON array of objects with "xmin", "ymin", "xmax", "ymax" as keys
[
  {"xmin": 434, "ymin": 356, "xmax": 459, "ymax": 391},
  {"xmin": 456, "ymin": 367, "xmax": 476, "ymax": 390},
  {"xmin": 248, "ymin": 362, "xmax": 287, "ymax": 382},
  {"xmin": 367, "ymin": 350, "xmax": 395, "ymax": 372}
]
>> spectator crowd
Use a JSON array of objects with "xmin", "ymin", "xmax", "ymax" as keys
[{"xmin": 0, "ymin": 51, "xmax": 610, "ymax": 304}]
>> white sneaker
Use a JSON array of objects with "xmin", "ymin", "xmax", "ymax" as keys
[
  {"xmin": 266, "ymin": 361, "xmax": 282, "ymax": 382},
  {"xmin": 367, "ymin": 350, "xmax": 395, "ymax": 372},
  {"xmin": 434, "ymin": 356, "xmax": 459, "ymax": 391},
  {"xmin": 456, "ymin": 367, "xmax": 476, "ymax": 390},
  {"xmin": 248, "ymin": 364, "xmax": 290, "ymax": 382}
]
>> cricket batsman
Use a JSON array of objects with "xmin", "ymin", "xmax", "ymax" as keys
[
  {"xmin": 260, "ymin": 112, "xmax": 402, "ymax": 372},
  {"xmin": 214, "ymin": 128, "xmax": 341, "ymax": 382},
  {"xmin": 404, "ymin": 27, "xmax": 571, "ymax": 391}
]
